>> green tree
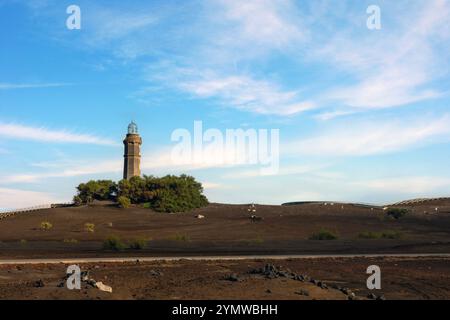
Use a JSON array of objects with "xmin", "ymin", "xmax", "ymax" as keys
[{"xmin": 75, "ymin": 180, "xmax": 117, "ymax": 204}]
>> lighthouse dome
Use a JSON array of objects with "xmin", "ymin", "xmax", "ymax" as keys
[{"xmin": 128, "ymin": 121, "xmax": 138, "ymax": 134}]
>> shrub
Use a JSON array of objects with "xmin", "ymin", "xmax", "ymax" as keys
[
  {"xmin": 309, "ymin": 229, "xmax": 338, "ymax": 240},
  {"xmin": 128, "ymin": 237, "xmax": 149, "ymax": 250},
  {"xmin": 40, "ymin": 221, "xmax": 53, "ymax": 231},
  {"xmin": 358, "ymin": 230, "xmax": 403, "ymax": 239},
  {"xmin": 247, "ymin": 237, "xmax": 264, "ymax": 245},
  {"xmin": 386, "ymin": 208, "xmax": 409, "ymax": 220},
  {"xmin": 171, "ymin": 234, "xmax": 190, "ymax": 242},
  {"xmin": 117, "ymin": 196, "xmax": 131, "ymax": 208},
  {"xmin": 73, "ymin": 195, "xmax": 83, "ymax": 206},
  {"xmin": 358, "ymin": 231, "xmax": 382, "ymax": 239},
  {"xmin": 63, "ymin": 238, "xmax": 79, "ymax": 244},
  {"xmin": 103, "ymin": 235, "xmax": 126, "ymax": 251},
  {"xmin": 84, "ymin": 223, "xmax": 95, "ymax": 233},
  {"xmin": 381, "ymin": 230, "xmax": 403, "ymax": 239},
  {"xmin": 142, "ymin": 202, "xmax": 151, "ymax": 209}
]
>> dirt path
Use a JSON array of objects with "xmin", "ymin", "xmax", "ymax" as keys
[{"xmin": 1, "ymin": 253, "xmax": 450, "ymax": 265}]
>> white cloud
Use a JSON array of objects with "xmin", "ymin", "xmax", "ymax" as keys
[
  {"xmin": 314, "ymin": 110, "xmax": 359, "ymax": 121},
  {"xmin": 202, "ymin": 182, "xmax": 222, "ymax": 190},
  {"xmin": 88, "ymin": 11, "xmax": 157, "ymax": 43},
  {"xmin": 1, "ymin": 159, "xmax": 122, "ymax": 184},
  {"xmin": 290, "ymin": 114, "xmax": 450, "ymax": 156},
  {"xmin": 0, "ymin": 123, "xmax": 117, "ymax": 146},
  {"xmin": 0, "ymin": 188, "xmax": 61, "ymax": 209},
  {"xmin": 221, "ymin": 164, "xmax": 328, "ymax": 179},
  {"xmin": 215, "ymin": 0, "xmax": 306, "ymax": 48}
]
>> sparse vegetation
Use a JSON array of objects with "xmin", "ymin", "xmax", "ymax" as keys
[
  {"xmin": 171, "ymin": 234, "xmax": 190, "ymax": 242},
  {"xmin": 40, "ymin": 221, "xmax": 53, "ymax": 231},
  {"xmin": 386, "ymin": 208, "xmax": 409, "ymax": 220},
  {"xmin": 103, "ymin": 235, "xmax": 126, "ymax": 251},
  {"xmin": 117, "ymin": 196, "xmax": 131, "ymax": 208},
  {"xmin": 358, "ymin": 230, "xmax": 403, "ymax": 239},
  {"xmin": 380, "ymin": 230, "xmax": 403, "ymax": 239},
  {"xmin": 84, "ymin": 223, "xmax": 95, "ymax": 233},
  {"xmin": 63, "ymin": 238, "xmax": 79, "ymax": 244},
  {"xmin": 19, "ymin": 239, "xmax": 27, "ymax": 245},
  {"xmin": 358, "ymin": 231, "xmax": 382, "ymax": 239},
  {"xmin": 128, "ymin": 237, "xmax": 149, "ymax": 250},
  {"xmin": 309, "ymin": 229, "xmax": 338, "ymax": 240},
  {"xmin": 246, "ymin": 237, "xmax": 264, "ymax": 245}
]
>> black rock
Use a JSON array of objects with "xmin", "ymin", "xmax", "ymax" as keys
[
  {"xmin": 33, "ymin": 279, "xmax": 45, "ymax": 288},
  {"xmin": 225, "ymin": 274, "xmax": 240, "ymax": 282},
  {"xmin": 367, "ymin": 293, "xmax": 377, "ymax": 300},
  {"xmin": 150, "ymin": 270, "xmax": 163, "ymax": 277}
]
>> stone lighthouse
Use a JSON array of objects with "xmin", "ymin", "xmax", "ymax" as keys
[{"xmin": 123, "ymin": 121, "xmax": 142, "ymax": 180}]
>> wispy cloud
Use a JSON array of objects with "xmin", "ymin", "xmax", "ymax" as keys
[
  {"xmin": 213, "ymin": 0, "xmax": 306, "ymax": 49},
  {"xmin": 290, "ymin": 114, "xmax": 450, "ymax": 156},
  {"xmin": 0, "ymin": 123, "xmax": 117, "ymax": 146},
  {"xmin": 318, "ymin": 0, "xmax": 450, "ymax": 111},
  {"xmin": 179, "ymin": 73, "xmax": 316, "ymax": 116},
  {"xmin": 355, "ymin": 176, "xmax": 450, "ymax": 195},
  {"xmin": 0, "ymin": 82, "xmax": 70, "ymax": 90}
]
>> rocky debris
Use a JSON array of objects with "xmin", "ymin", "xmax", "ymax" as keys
[
  {"xmin": 266, "ymin": 289, "xmax": 272, "ymax": 294},
  {"xmin": 94, "ymin": 282, "xmax": 113, "ymax": 293},
  {"xmin": 250, "ymin": 264, "xmax": 320, "ymax": 287},
  {"xmin": 294, "ymin": 274, "xmax": 309, "ymax": 282},
  {"xmin": 57, "ymin": 269, "xmax": 113, "ymax": 293},
  {"xmin": 33, "ymin": 279, "xmax": 45, "ymax": 288},
  {"xmin": 250, "ymin": 264, "xmax": 288, "ymax": 279},
  {"xmin": 150, "ymin": 270, "xmax": 163, "ymax": 277},
  {"xmin": 338, "ymin": 287, "xmax": 359, "ymax": 300},
  {"xmin": 80, "ymin": 271, "xmax": 90, "ymax": 282},
  {"xmin": 249, "ymin": 215, "xmax": 263, "ymax": 222},
  {"xmin": 224, "ymin": 274, "xmax": 241, "ymax": 282},
  {"xmin": 367, "ymin": 293, "xmax": 386, "ymax": 300},
  {"xmin": 317, "ymin": 281, "xmax": 328, "ymax": 289},
  {"xmin": 295, "ymin": 289, "xmax": 310, "ymax": 296},
  {"xmin": 249, "ymin": 264, "xmax": 354, "ymax": 298}
]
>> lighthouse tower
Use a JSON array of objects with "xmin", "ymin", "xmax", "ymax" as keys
[{"xmin": 123, "ymin": 121, "xmax": 142, "ymax": 180}]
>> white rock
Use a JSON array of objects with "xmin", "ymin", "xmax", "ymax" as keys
[{"xmin": 95, "ymin": 282, "xmax": 112, "ymax": 293}]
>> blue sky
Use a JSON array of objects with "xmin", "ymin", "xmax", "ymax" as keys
[{"xmin": 1, "ymin": 0, "xmax": 450, "ymax": 208}]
